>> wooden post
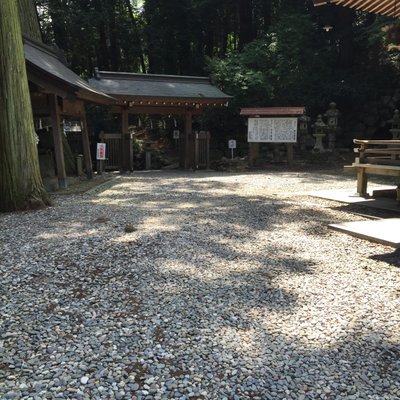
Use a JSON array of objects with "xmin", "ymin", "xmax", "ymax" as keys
[
  {"xmin": 49, "ymin": 94, "xmax": 67, "ymax": 189},
  {"xmin": 194, "ymin": 131, "xmax": 199, "ymax": 170},
  {"xmin": 121, "ymin": 108, "xmax": 129, "ymax": 172},
  {"xmin": 248, "ymin": 143, "xmax": 259, "ymax": 167},
  {"xmin": 80, "ymin": 109, "xmax": 93, "ymax": 179},
  {"xmin": 206, "ymin": 131, "xmax": 210, "ymax": 170},
  {"xmin": 287, "ymin": 143, "xmax": 294, "ymax": 166},
  {"xmin": 356, "ymin": 168, "xmax": 368, "ymax": 197},
  {"xmin": 184, "ymin": 109, "xmax": 192, "ymax": 169}
]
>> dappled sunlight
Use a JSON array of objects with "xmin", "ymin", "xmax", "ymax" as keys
[{"xmin": 2, "ymin": 170, "xmax": 399, "ymax": 399}]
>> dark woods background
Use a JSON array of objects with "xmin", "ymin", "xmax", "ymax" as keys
[{"xmin": 35, "ymin": 0, "xmax": 400, "ymax": 147}]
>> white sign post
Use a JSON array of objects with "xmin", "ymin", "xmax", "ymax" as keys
[
  {"xmin": 97, "ymin": 143, "xmax": 106, "ymax": 160},
  {"xmin": 173, "ymin": 130, "xmax": 180, "ymax": 139},
  {"xmin": 96, "ymin": 143, "xmax": 106, "ymax": 175},
  {"xmin": 228, "ymin": 139, "xmax": 237, "ymax": 160}
]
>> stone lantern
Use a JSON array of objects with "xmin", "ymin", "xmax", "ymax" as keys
[
  {"xmin": 312, "ymin": 114, "xmax": 327, "ymax": 152},
  {"xmin": 389, "ymin": 109, "xmax": 400, "ymax": 139},
  {"xmin": 325, "ymin": 102, "xmax": 339, "ymax": 149}
]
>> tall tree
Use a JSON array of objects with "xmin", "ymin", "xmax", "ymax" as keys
[
  {"xmin": 0, "ymin": 0, "xmax": 50, "ymax": 211},
  {"xmin": 18, "ymin": 0, "xmax": 43, "ymax": 41}
]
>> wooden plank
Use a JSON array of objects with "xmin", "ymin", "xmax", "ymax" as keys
[
  {"xmin": 354, "ymin": 139, "xmax": 400, "ymax": 145},
  {"xmin": 350, "ymin": 163, "xmax": 400, "ymax": 171},
  {"xmin": 362, "ymin": 148, "xmax": 400, "ymax": 154},
  {"xmin": 364, "ymin": 158, "xmax": 400, "ymax": 166},
  {"xmin": 329, "ymin": 218, "xmax": 400, "ymax": 248}
]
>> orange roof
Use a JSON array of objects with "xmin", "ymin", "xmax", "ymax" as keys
[
  {"xmin": 313, "ymin": 0, "xmax": 400, "ymax": 17},
  {"xmin": 240, "ymin": 107, "xmax": 305, "ymax": 116}
]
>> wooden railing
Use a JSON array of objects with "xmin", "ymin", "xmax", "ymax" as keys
[{"xmin": 345, "ymin": 139, "xmax": 400, "ymax": 199}]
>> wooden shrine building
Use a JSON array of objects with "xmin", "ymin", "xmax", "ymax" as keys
[
  {"xmin": 24, "ymin": 37, "xmax": 114, "ymax": 188},
  {"xmin": 88, "ymin": 70, "xmax": 232, "ymax": 170}
]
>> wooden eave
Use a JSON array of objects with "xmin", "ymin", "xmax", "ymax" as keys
[
  {"xmin": 313, "ymin": 0, "xmax": 400, "ymax": 17},
  {"xmin": 114, "ymin": 95, "xmax": 229, "ymax": 107},
  {"xmin": 27, "ymin": 64, "xmax": 76, "ymax": 100},
  {"xmin": 27, "ymin": 62, "xmax": 115, "ymax": 106},
  {"xmin": 240, "ymin": 107, "xmax": 305, "ymax": 117}
]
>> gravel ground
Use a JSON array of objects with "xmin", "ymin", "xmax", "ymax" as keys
[{"xmin": 1, "ymin": 170, "xmax": 399, "ymax": 400}]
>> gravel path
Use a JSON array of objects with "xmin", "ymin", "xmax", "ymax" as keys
[{"xmin": 1, "ymin": 170, "xmax": 399, "ymax": 400}]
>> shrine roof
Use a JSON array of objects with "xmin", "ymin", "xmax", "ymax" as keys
[
  {"xmin": 24, "ymin": 38, "xmax": 114, "ymax": 104},
  {"xmin": 313, "ymin": 0, "xmax": 399, "ymax": 17},
  {"xmin": 88, "ymin": 70, "xmax": 232, "ymax": 104}
]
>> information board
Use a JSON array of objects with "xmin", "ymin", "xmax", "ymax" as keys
[{"xmin": 248, "ymin": 118, "xmax": 297, "ymax": 143}]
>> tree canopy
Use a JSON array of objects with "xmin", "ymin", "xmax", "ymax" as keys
[{"xmin": 35, "ymin": 1, "xmax": 400, "ymax": 134}]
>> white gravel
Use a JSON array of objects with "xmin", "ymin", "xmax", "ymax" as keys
[{"xmin": 0, "ymin": 170, "xmax": 399, "ymax": 400}]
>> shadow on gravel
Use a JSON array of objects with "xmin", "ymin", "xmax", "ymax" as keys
[
  {"xmin": 1, "ymin": 172, "xmax": 399, "ymax": 399},
  {"xmin": 370, "ymin": 249, "xmax": 400, "ymax": 267}
]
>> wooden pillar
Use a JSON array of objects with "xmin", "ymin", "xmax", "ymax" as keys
[
  {"xmin": 184, "ymin": 109, "xmax": 192, "ymax": 169},
  {"xmin": 194, "ymin": 131, "xmax": 199, "ymax": 170},
  {"xmin": 206, "ymin": 131, "xmax": 210, "ymax": 170},
  {"xmin": 248, "ymin": 143, "xmax": 259, "ymax": 167},
  {"xmin": 286, "ymin": 143, "xmax": 294, "ymax": 166},
  {"xmin": 121, "ymin": 108, "xmax": 129, "ymax": 172},
  {"xmin": 49, "ymin": 94, "xmax": 67, "ymax": 189},
  {"xmin": 80, "ymin": 108, "xmax": 93, "ymax": 179},
  {"xmin": 357, "ymin": 168, "xmax": 368, "ymax": 197}
]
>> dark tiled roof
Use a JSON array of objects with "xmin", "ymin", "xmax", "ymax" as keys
[
  {"xmin": 88, "ymin": 71, "xmax": 231, "ymax": 101},
  {"xmin": 24, "ymin": 38, "xmax": 114, "ymax": 104}
]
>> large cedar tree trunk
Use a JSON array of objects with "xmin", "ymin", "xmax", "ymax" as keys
[
  {"xmin": 18, "ymin": 0, "xmax": 42, "ymax": 41},
  {"xmin": 0, "ymin": 0, "xmax": 50, "ymax": 211}
]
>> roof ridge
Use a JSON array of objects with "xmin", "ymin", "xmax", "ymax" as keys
[{"xmin": 95, "ymin": 70, "xmax": 211, "ymax": 83}]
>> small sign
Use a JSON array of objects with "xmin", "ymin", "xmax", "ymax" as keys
[
  {"xmin": 173, "ymin": 130, "xmax": 180, "ymax": 139},
  {"xmin": 97, "ymin": 143, "xmax": 106, "ymax": 160},
  {"xmin": 228, "ymin": 139, "xmax": 237, "ymax": 149}
]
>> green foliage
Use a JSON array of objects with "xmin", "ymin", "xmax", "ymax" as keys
[
  {"xmin": 209, "ymin": 10, "xmax": 334, "ymax": 110},
  {"xmin": 209, "ymin": 8, "xmax": 400, "ymax": 113},
  {"xmin": 34, "ymin": 0, "xmax": 400, "ymax": 144}
]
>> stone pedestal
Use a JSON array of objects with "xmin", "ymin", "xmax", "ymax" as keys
[
  {"xmin": 390, "ymin": 129, "xmax": 400, "ymax": 140},
  {"xmin": 313, "ymin": 134, "xmax": 326, "ymax": 152}
]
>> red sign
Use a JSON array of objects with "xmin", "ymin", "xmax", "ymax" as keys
[{"xmin": 97, "ymin": 143, "xmax": 106, "ymax": 160}]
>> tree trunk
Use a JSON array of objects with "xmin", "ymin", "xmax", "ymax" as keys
[
  {"xmin": 238, "ymin": 0, "xmax": 254, "ymax": 50},
  {"xmin": 17, "ymin": 0, "xmax": 42, "ymax": 41},
  {"xmin": 109, "ymin": 1, "xmax": 120, "ymax": 71},
  {"xmin": 0, "ymin": 0, "xmax": 50, "ymax": 211},
  {"xmin": 261, "ymin": 0, "xmax": 272, "ymax": 33},
  {"xmin": 335, "ymin": 7, "xmax": 355, "ymax": 69},
  {"xmin": 125, "ymin": 0, "xmax": 146, "ymax": 73},
  {"xmin": 48, "ymin": 0, "xmax": 68, "ymax": 51}
]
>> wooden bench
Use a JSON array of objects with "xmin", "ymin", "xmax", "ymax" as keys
[{"xmin": 345, "ymin": 139, "xmax": 400, "ymax": 200}]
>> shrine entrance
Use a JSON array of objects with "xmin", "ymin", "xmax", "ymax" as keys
[{"xmin": 89, "ymin": 70, "xmax": 231, "ymax": 171}]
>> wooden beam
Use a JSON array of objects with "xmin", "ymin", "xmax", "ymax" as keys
[
  {"xmin": 48, "ymin": 94, "xmax": 67, "ymax": 188},
  {"xmin": 27, "ymin": 65, "xmax": 75, "ymax": 100},
  {"xmin": 110, "ymin": 105, "xmax": 203, "ymax": 115},
  {"xmin": 121, "ymin": 108, "xmax": 129, "ymax": 171},
  {"xmin": 184, "ymin": 109, "xmax": 192, "ymax": 169},
  {"xmin": 81, "ymin": 111, "xmax": 94, "ymax": 179}
]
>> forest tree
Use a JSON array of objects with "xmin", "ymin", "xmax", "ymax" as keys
[{"xmin": 0, "ymin": 0, "xmax": 49, "ymax": 211}]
